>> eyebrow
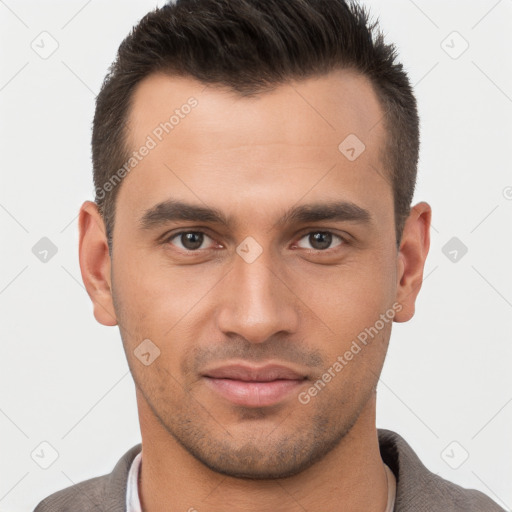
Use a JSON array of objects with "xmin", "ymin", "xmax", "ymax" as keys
[{"xmin": 139, "ymin": 199, "xmax": 372, "ymax": 231}]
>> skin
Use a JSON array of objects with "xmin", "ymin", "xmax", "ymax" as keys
[{"xmin": 79, "ymin": 69, "xmax": 431, "ymax": 511}]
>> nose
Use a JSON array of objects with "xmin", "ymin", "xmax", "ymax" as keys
[{"xmin": 215, "ymin": 244, "xmax": 300, "ymax": 344}]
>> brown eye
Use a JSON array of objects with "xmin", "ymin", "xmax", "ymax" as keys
[
  {"xmin": 296, "ymin": 231, "xmax": 344, "ymax": 251},
  {"xmin": 168, "ymin": 231, "xmax": 213, "ymax": 251}
]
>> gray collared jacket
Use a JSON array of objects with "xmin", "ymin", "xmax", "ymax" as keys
[{"xmin": 33, "ymin": 429, "xmax": 505, "ymax": 511}]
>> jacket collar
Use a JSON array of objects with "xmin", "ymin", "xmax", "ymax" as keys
[{"xmin": 106, "ymin": 429, "xmax": 502, "ymax": 511}]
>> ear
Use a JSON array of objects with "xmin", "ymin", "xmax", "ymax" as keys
[
  {"xmin": 78, "ymin": 200, "xmax": 117, "ymax": 326},
  {"xmin": 394, "ymin": 201, "xmax": 431, "ymax": 323}
]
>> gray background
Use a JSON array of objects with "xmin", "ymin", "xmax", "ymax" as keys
[{"xmin": 1, "ymin": 0, "xmax": 511, "ymax": 510}]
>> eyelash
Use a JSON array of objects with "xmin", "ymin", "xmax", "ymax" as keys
[{"xmin": 163, "ymin": 229, "xmax": 349, "ymax": 253}]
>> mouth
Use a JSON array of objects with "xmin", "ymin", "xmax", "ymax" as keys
[{"xmin": 202, "ymin": 364, "xmax": 308, "ymax": 408}]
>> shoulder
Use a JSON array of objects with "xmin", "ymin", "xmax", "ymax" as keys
[
  {"xmin": 33, "ymin": 444, "xmax": 142, "ymax": 512},
  {"xmin": 33, "ymin": 474, "xmax": 109, "ymax": 512},
  {"xmin": 378, "ymin": 429, "xmax": 505, "ymax": 512}
]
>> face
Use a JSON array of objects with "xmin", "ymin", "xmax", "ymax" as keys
[{"xmin": 81, "ymin": 70, "xmax": 430, "ymax": 479}]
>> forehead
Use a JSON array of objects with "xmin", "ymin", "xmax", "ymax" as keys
[
  {"xmin": 118, "ymin": 70, "xmax": 392, "ymax": 231},
  {"xmin": 127, "ymin": 69, "xmax": 385, "ymax": 152}
]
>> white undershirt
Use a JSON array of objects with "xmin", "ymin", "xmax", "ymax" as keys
[
  {"xmin": 125, "ymin": 451, "xmax": 396, "ymax": 512},
  {"xmin": 126, "ymin": 451, "xmax": 142, "ymax": 512},
  {"xmin": 384, "ymin": 462, "xmax": 397, "ymax": 512}
]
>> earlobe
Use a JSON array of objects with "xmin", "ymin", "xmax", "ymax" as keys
[
  {"xmin": 394, "ymin": 201, "xmax": 431, "ymax": 323},
  {"xmin": 78, "ymin": 201, "xmax": 118, "ymax": 327}
]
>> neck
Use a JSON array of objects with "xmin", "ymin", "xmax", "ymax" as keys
[{"xmin": 137, "ymin": 390, "xmax": 387, "ymax": 512}]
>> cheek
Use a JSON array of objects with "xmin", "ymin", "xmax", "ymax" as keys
[
  {"xmin": 111, "ymin": 256, "xmax": 215, "ymax": 372},
  {"xmin": 302, "ymin": 257, "xmax": 395, "ymax": 330},
  {"xmin": 299, "ymin": 251, "xmax": 396, "ymax": 375},
  {"xmin": 112, "ymin": 246, "xmax": 206, "ymax": 324}
]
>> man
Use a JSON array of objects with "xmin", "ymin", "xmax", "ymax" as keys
[{"xmin": 34, "ymin": 0, "xmax": 504, "ymax": 510}]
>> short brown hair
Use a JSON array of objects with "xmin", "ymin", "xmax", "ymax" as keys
[{"xmin": 92, "ymin": 0, "xmax": 419, "ymax": 252}]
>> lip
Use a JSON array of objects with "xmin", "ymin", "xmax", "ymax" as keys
[{"xmin": 202, "ymin": 363, "xmax": 308, "ymax": 407}]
